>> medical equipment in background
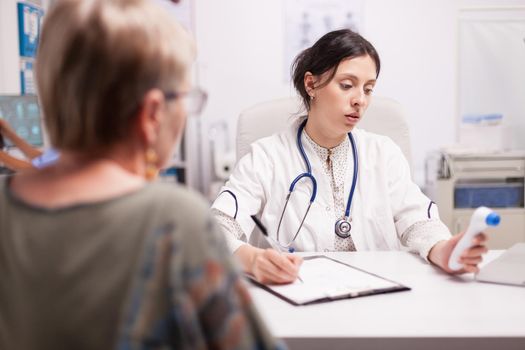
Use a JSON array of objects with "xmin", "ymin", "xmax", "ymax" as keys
[
  {"xmin": 208, "ymin": 120, "xmax": 236, "ymax": 199},
  {"xmin": 0, "ymin": 95, "xmax": 45, "ymax": 173},
  {"xmin": 274, "ymin": 120, "xmax": 358, "ymax": 251},
  {"xmin": 0, "ymin": 95, "xmax": 44, "ymax": 148},
  {"xmin": 156, "ymin": 131, "xmax": 187, "ymax": 184},
  {"xmin": 448, "ymin": 206, "xmax": 500, "ymax": 271},
  {"xmin": 459, "ymin": 113, "xmax": 509, "ymax": 152},
  {"xmin": 426, "ymin": 150, "xmax": 525, "ymax": 249}
]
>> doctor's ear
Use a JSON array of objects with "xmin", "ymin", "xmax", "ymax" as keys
[
  {"xmin": 136, "ymin": 89, "xmax": 164, "ymax": 145},
  {"xmin": 304, "ymin": 72, "xmax": 316, "ymax": 99}
]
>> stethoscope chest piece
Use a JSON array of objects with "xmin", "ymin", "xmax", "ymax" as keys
[{"xmin": 335, "ymin": 217, "xmax": 352, "ymax": 238}]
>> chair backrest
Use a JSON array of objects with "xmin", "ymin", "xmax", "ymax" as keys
[{"xmin": 236, "ymin": 95, "xmax": 412, "ymax": 168}]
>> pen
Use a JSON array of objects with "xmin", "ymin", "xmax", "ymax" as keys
[
  {"xmin": 250, "ymin": 215, "xmax": 303, "ymax": 283},
  {"xmin": 250, "ymin": 215, "xmax": 281, "ymax": 251}
]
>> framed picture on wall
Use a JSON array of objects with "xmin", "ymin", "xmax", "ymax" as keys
[{"xmin": 17, "ymin": 1, "xmax": 44, "ymax": 94}]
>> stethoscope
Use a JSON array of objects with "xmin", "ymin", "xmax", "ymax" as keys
[{"xmin": 276, "ymin": 119, "xmax": 358, "ymax": 249}]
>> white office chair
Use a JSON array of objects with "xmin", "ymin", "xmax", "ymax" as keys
[{"xmin": 236, "ymin": 95, "xmax": 412, "ymax": 168}]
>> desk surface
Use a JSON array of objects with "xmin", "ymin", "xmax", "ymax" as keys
[{"xmin": 249, "ymin": 251, "xmax": 525, "ymax": 350}]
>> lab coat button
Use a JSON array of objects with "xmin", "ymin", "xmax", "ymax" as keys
[{"xmin": 325, "ymin": 206, "xmax": 331, "ymax": 211}]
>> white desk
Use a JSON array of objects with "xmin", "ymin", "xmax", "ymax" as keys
[{"xmin": 249, "ymin": 251, "xmax": 525, "ymax": 350}]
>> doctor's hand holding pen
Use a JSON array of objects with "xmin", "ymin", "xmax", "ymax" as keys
[
  {"xmin": 241, "ymin": 247, "xmax": 303, "ymax": 285},
  {"xmin": 234, "ymin": 215, "xmax": 303, "ymax": 285}
]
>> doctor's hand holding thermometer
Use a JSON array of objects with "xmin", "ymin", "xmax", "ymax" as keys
[{"xmin": 428, "ymin": 207, "xmax": 497, "ymax": 274}]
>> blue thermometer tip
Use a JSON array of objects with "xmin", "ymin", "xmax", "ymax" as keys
[{"xmin": 486, "ymin": 212, "xmax": 501, "ymax": 226}]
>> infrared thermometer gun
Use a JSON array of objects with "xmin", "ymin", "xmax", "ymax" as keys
[{"xmin": 448, "ymin": 206, "xmax": 500, "ymax": 271}]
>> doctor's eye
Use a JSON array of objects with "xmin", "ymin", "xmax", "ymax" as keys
[
  {"xmin": 364, "ymin": 87, "xmax": 374, "ymax": 95},
  {"xmin": 339, "ymin": 83, "xmax": 352, "ymax": 90}
]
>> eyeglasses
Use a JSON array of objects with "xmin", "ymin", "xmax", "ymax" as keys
[{"xmin": 164, "ymin": 88, "xmax": 208, "ymax": 115}]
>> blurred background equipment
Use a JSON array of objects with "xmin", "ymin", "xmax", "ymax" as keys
[
  {"xmin": 426, "ymin": 149, "xmax": 525, "ymax": 249},
  {"xmin": 0, "ymin": 95, "xmax": 43, "ymax": 148}
]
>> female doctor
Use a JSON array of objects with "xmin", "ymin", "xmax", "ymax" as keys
[{"xmin": 211, "ymin": 29, "xmax": 488, "ymax": 284}]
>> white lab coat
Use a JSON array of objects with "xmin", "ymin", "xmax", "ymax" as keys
[{"xmin": 212, "ymin": 120, "xmax": 445, "ymax": 253}]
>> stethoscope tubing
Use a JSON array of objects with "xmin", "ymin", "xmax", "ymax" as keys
[
  {"xmin": 345, "ymin": 132, "xmax": 358, "ymax": 219},
  {"xmin": 276, "ymin": 119, "xmax": 358, "ymax": 248}
]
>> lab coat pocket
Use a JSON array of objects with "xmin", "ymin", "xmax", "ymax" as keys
[{"xmin": 367, "ymin": 207, "xmax": 398, "ymax": 250}]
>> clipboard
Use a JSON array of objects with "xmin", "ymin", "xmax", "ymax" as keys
[{"xmin": 249, "ymin": 255, "xmax": 410, "ymax": 306}]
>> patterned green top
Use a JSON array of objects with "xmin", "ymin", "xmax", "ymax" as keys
[{"xmin": 0, "ymin": 176, "xmax": 281, "ymax": 350}]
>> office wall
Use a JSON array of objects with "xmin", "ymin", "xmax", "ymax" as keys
[
  {"xmin": 363, "ymin": 0, "xmax": 458, "ymax": 188},
  {"xmin": 1, "ymin": 0, "xmax": 523, "ymax": 194},
  {"xmin": 0, "ymin": 0, "xmax": 23, "ymax": 94},
  {"xmin": 195, "ymin": 0, "xmax": 525, "ymax": 197},
  {"xmin": 0, "ymin": 0, "xmax": 48, "ymax": 94}
]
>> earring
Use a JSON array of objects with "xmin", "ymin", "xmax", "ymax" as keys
[
  {"xmin": 145, "ymin": 147, "xmax": 159, "ymax": 181},
  {"xmin": 309, "ymin": 95, "xmax": 315, "ymax": 100}
]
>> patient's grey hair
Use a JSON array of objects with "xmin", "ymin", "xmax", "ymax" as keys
[{"xmin": 36, "ymin": 0, "xmax": 195, "ymax": 152}]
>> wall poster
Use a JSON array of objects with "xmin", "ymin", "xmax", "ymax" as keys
[
  {"xmin": 283, "ymin": 0, "xmax": 364, "ymax": 81},
  {"xmin": 17, "ymin": 1, "xmax": 44, "ymax": 95}
]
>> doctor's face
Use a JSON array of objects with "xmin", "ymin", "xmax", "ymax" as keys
[{"xmin": 309, "ymin": 55, "xmax": 377, "ymax": 136}]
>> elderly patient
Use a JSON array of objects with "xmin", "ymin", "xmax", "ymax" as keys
[{"xmin": 0, "ymin": 0, "xmax": 277, "ymax": 349}]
